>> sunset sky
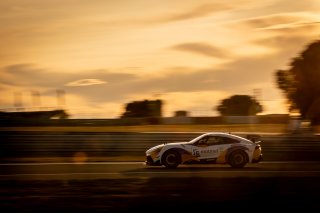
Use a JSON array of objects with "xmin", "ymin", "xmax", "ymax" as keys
[{"xmin": 1, "ymin": 0, "xmax": 320, "ymax": 118}]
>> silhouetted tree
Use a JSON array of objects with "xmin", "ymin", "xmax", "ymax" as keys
[
  {"xmin": 121, "ymin": 99, "xmax": 162, "ymax": 118},
  {"xmin": 216, "ymin": 95, "xmax": 263, "ymax": 116},
  {"xmin": 174, "ymin": 110, "xmax": 189, "ymax": 117},
  {"xmin": 275, "ymin": 40, "xmax": 320, "ymax": 125}
]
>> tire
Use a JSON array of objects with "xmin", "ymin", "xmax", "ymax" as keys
[
  {"xmin": 161, "ymin": 150, "xmax": 181, "ymax": 169},
  {"xmin": 228, "ymin": 150, "xmax": 248, "ymax": 168}
]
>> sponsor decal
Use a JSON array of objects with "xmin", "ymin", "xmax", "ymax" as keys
[
  {"xmin": 200, "ymin": 149, "xmax": 218, "ymax": 154},
  {"xmin": 216, "ymin": 150, "xmax": 227, "ymax": 163},
  {"xmin": 192, "ymin": 149, "xmax": 218, "ymax": 156}
]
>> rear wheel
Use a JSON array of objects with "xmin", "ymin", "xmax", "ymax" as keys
[
  {"xmin": 228, "ymin": 150, "xmax": 248, "ymax": 168},
  {"xmin": 162, "ymin": 150, "xmax": 181, "ymax": 169}
]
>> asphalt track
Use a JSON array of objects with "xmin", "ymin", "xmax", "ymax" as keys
[
  {"xmin": 2, "ymin": 161, "xmax": 320, "ymax": 180},
  {"xmin": 1, "ymin": 161, "xmax": 320, "ymax": 212},
  {"xmin": 2, "ymin": 131, "xmax": 320, "ymax": 212}
]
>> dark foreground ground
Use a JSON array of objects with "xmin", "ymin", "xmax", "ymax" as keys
[{"xmin": 1, "ymin": 177, "xmax": 320, "ymax": 212}]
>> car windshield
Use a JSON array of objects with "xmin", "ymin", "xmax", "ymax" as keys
[{"xmin": 189, "ymin": 134, "xmax": 209, "ymax": 144}]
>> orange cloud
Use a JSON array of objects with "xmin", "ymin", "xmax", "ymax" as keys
[
  {"xmin": 65, "ymin": 79, "xmax": 107, "ymax": 87},
  {"xmin": 171, "ymin": 42, "xmax": 227, "ymax": 58}
]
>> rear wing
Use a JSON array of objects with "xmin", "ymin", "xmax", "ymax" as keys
[{"xmin": 246, "ymin": 134, "xmax": 262, "ymax": 143}]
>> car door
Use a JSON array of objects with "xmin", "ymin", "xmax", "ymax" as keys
[
  {"xmin": 187, "ymin": 136, "xmax": 220, "ymax": 160},
  {"xmin": 200, "ymin": 136, "xmax": 223, "ymax": 159}
]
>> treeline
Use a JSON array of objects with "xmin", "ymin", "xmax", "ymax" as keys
[{"xmin": 0, "ymin": 110, "xmax": 68, "ymax": 120}]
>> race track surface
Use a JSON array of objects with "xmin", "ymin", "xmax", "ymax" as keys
[{"xmin": 1, "ymin": 161, "xmax": 320, "ymax": 212}]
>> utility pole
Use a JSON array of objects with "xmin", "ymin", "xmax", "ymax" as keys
[
  {"xmin": 14, "ymin": 91, "xmax": 23, "ymax": 111},
  {"xmin": 56, "ymin": 89, "xmax": 66, "ymax": 109},
  {"xmin": 31, "ymin": 90, "xmax": 41, "ymax": 110},
  {"xmin": 253, "ymin": 88, "xmax": 262, "ymax": 102}
]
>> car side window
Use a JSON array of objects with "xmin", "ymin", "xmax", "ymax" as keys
[
  {"xmin": 206, "ymin": 136, "xmax": 222, "ymax": 145},
  {"xmin": 221, "ymin": 136, "xmax": 240, "ymax": 144},
  {"xmin": 206, "ymin": 136, "xmax": 239, "ymax": 145},
  {"xmin": 196, "ymin": 136, "xmax": 208, "ymax": 146}
]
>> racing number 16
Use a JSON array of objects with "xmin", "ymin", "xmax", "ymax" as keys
[{"xmin": 192, "ymin": 149, "xmax": 200, "ymax": 157}]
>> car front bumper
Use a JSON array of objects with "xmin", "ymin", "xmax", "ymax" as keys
[
  {"xmin": 252, "ymin": 154, "xmax": 263, "ymax": 163},
  {"xmin": 145, "ymin": 155, "xmax": 161, "ymax": 166}
]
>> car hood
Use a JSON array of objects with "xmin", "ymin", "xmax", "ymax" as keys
[
  {"xmin": 146, "ymin": 141, "xmax": 189, "ymax": 153},
  {"xmin": 164, "ymin": 141, "xmax": 189, "ymax": 146}
]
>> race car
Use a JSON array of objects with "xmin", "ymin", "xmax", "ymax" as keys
[{"xmin": 145, "ymin": 132, "xmax": 263, "ymax": 168}]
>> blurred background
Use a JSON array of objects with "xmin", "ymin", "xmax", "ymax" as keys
[{"xmin": 1, "ymin": 0, "xmax": 320, "ymax": 160}]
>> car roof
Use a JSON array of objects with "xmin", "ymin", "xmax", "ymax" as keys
[
  {"xmin": 200, "ymin": 132, "xmax": 253, "ymax": 142},
  {"xmin": 188, "ymin": 132, "xmax": 254, "ymax": 144},
  {"xmin": 201, "ymin": 132, "xmax": 233, "ymax": 136}
]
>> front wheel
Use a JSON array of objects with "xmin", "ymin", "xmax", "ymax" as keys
[
  {"xmin": 161, "ymin": 150, "xmax": 181, "ymax": 169},
  {"xmin": 228, "ymin": 150, "xmax": 248, "ymax": 168}
]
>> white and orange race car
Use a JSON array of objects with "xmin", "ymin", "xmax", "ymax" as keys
[{"xmin": 145, "ymin": 132, "xmax": 263, "ymax": 168}]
